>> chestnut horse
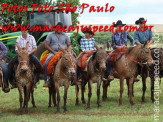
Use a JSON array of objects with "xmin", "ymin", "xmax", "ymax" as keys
[
  {"xmin": 103, "ymin": 43, "xmax": 153, "ymax": 106},
  {"xmin": 75, "ymin": 45, "xmax": 107, "ymax": 109},
  {"xmin": 15, "ymin": 46, "xmax": 36, "ymax": 111},
  {"xmin": 52, "ymin": 46, "xmax": 76, "ymax": 113}
]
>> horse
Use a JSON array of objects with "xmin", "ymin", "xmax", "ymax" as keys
[
  {"xmin": 15, "ymin": 46, "xmax": 37, "ymax": 111},
  {"xmin": 52, "ymin": 46, "xmax": 76, "ymax": 113},
  {"xmin": 75, "ymin": 45, "xmax": 107, "ymax": 109},
  {"xmin": 0, "ymin": 60, "xmax": 10, "ymax": 93},
  {"xmin": 102, "ymin": 43, "xmax": 153, "ymax": 106},
  {"xmin": 138, "ymin": 48, "xmax": 163, "ymax": 103}
]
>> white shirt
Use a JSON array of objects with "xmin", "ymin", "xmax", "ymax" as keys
[{"xmin": 15, "ymin": 34, "xmax": 37, "ymax": 52}]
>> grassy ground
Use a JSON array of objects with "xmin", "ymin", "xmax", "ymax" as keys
[{"xmin": 0, "ymin": 77, "xmax": 162, "ymax": 122}]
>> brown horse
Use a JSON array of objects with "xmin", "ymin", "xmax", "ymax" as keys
[
  {"xmin": 102, "ymin": 43, "xmax": 153, "ymax": 106},
  {"xmin": 15, "ymin": 46, "xmax": 36, "ymax": 111},
  {"xmin": 75, "ymin": 45, "xmax": 107, "ymax": 109},
  {"xmin": 52, "ymin": 46, "xmax": 76, "ymax": 113},
  {"xmin": 0, "ymin": 61, "xmax": 10, "ymax": 93},
  {"xmin": 139, "ymin": 48, "xmax": 163, "ymax": 103}
]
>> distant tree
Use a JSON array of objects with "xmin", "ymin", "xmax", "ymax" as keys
[{"xmin": 0, "ymin": 0, "xmax": 45, "ymax": 25}]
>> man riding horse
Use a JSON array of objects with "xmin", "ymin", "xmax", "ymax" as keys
[
  {"xmin": 0, "ymin": 42, "xmax": 10, "ymax": 92},
  {"xmin": 134, "ymin": 17, "xmax": 153, "ymax": 45},
  {"xmin": 106, "ymin": 20, "xmax": 135, "ymax": 81},
  {"xmin": 43, "ymin": 22, "xmax": 71, "ymax": 87},
  {"xmin": 77, "ymin": 28, "xmax": 98, "ymax": 75},
  {"xmin": 8, "ymin": 25, "xmax": 42, "ymax": 89}
]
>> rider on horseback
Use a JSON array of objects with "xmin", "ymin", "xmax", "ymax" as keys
[
  {"xmin": 8, "ymin": 25, "xmax": 42, "ymax": 89},
  {"xmin": 43, "ymin": 22, "xmax": 71, "ymax": 87},
  {"xmin": 0, "ymin": 42, "xmax": 10, "ymax": 92},
  {"xmin": 77, "ymin": 28, "xmax": 98, "ymax": 77},
  {"xmin": 134, "ymin": 17, "xmax": 153, "ymax": 45},
  {"xmin": 106, "ymin": 20, "xmax": 135, "ymax": 81}
]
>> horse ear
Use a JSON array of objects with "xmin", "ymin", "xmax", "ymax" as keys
[
  {"xmin": 95, "ymin": 45, "xmax": 100, "ymax": 51},
  {"xmin": 16, "ymin": 43, "xmax": 22, "ymax": 51},
  {"xmin": 143, "ymin": 41, "xmax": 150, "ymax": 48},
  {"xmin": 67, "ymin": 45, "xmax": 73, "ymax": 53},
  {"xmin": 103, "ymin": 44, "xmax": 107, "ymax": 50},
  {"xmin": 59, "ymin": 46, "xmax": 67, "ymax": 54},
  {"xmin": 25, "ymin": 42, "xmax": 29, "ymax": 50}
]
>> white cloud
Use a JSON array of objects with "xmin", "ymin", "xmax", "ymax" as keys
[{"xmin": 78, "ymin": 0, "xmax": 163, "ymax": 24}]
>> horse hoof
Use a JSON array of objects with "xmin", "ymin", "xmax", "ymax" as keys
[
  {"xmin": 119, "ymin": 104, "xmax": 123, "ymax": 107},
  {"xmin": 82, "ymin": 101, "xmax": 86, "ymax": 104},
  {"xmin": 98, "ymin": 105, "xmax": 102, "ymax": 108},
  {"xmin": 131, "ymin": 103, "xmax": 135, "ymax": 106},
  {"xmin": 56, "ymin": 112, "xmax": 60, "ymax": 114},
  {"xmin": 141, "ymin": 101, "xmax": 145, "ymax": 104},
  {"xmin": 63, "ymin": 111, "xmax": 68, "ymax": 114},
  {"xmin": 33, "ymin": 106, "xmax": 36, "ymax": 108},
  {"xmin": 75, "ymin": 103, "xmax": 79, "ymax": 106},
  {"xmin": 86, "ymin": 107, "xmax": 90, "ymax": 110}
]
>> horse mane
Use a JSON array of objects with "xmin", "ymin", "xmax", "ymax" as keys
[
  {"xmin": 126, "ymin": 46, "xmax": 135, "ymax": 54},
  {"xmin": 92, "ymin": 52, "xmax": 97, "ymax": 60}
]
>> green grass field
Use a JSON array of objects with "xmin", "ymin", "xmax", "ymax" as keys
[{"xmin": 0, "ymin": 77, "xmax": 162, "ymax": 122}]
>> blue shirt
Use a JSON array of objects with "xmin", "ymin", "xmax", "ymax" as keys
[
  {"xmin": 111, "ymin": 31, "xmax": 134, "ymax": 49},
  {"xmin": 134, "ymin": 28, "xmax": 153, "ymax": 44},
  {"xmin": 80, "ymin": 37, "xmax": 96, "ymax": 51}
]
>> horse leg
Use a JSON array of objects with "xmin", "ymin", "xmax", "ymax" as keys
[
  {"xmin": 87, "ymin": 80, "xmax": 92, "ymax": 109},
  {"xmin": 142, "ymin": 75, "xmax": 147, "ymax": 103},
  {"xmin": 126, "ymin": 79, "xmax": 129, "ymax": 97},
  {"xmin": 52, "ymin": 88, "xmax": 56, "ymax": 107},
  {"xmin": 81, "ymin": 81, "xmax": 86, "ymax": 104},
  {"xmin": 132, "ymin": 81, "xmax": 135, "ymax": 97},
  {"xmin": 55, "ymin": 83, "xmax": 60, "ymax": 113},
  {"xmin": 97, "ymin": 79, "xmax": 102, "ymax": 108},
  {"xmin": 102, "ymin": 81, "xmax": 107, "ymax": 101},
  {"xmin": 17, "ymin": 84, "xmax": 23, "ymax": 110},
  {"xmin": 24, "ymin": 84, "xmax": 31, "ymax": 112},
  {"xmin": 63, "ymin": 85, "xmax": 69, "ymax": 113},
  {"xmin": 23, "ymin": 87, "xmax": 26, "ymax": 108},
  {"xmin": 48, "ymin": 87, "xmax": 52, "ymax": 108},
  {"xmin": 119, "ymin": 77, "xmax": 124, "ymax": 106},
  {"xmin": 129, "ymin": 77, "xmax": 135, "ymax": 106},
  {"xmin": 75, "ymin": 85, "xmax": 79, "ymax": 106},
  {"xmin": 31, "ymin": 89, "xmax": 36, "ymax": 108},
  {"xmin": 151, "ymin": 77, "xmax": 155, "ymax": 102}
]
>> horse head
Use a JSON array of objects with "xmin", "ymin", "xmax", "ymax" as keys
[
  {"xmin": 17, "ymin": 44, "xmax": 30, "ymax": 73},
  {"xmin": 127, "ymin": 43, "xmax": 153, "ymax": 66},
  {"xmin": 60, "ymin": 46, "xmax": 76, "ymax": 77},
  {"xmin": 93, "ymin": 44, "xmax": 107, "ymax": 72}
]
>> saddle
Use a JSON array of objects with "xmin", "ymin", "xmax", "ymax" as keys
[
  {"xmin": 77, "ymin": 50, "xmax": 95, "ymax": 71},
  {"xmin": 108, "ymin": 46, "xmax": 127, "ymax": 66},
  {"xmin": 40, "ymin": 51, "xmax": 63, "ymax": 75}
]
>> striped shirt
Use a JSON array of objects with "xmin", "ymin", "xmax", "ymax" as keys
[
  {"xmin": 80, "ymin": 37, "xmax": 96, "ymax": 51},
  {"xmin": 15, "ymin": 34, "xmax": 37, "ymax": 52}
]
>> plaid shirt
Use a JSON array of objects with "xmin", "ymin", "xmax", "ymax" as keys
[{"xmin": 80, "ymin": 37, "xmax": 96, "ymax": 51}]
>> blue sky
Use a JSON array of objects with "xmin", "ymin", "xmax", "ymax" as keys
[{"xmin": 78, "ymin": 0, "xmax": 163, "ymax": 24}]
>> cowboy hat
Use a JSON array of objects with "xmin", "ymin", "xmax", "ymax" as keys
[
  {"xmin": 82, "ymin": 28, "xmax": 93, "ymax": 35},
  {"xmin": 114, "ymin": 20, "xmax": 126, "ymax": 27},
  {"xmin": 135, "ymin": 18, "xmax": 147, "ymax": 25}
]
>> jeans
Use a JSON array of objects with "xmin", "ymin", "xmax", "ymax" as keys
[
  {"xmin": 1, "ymin": 61, "xmax": 9, "ymax": 86},
  {"xmin": 106, "ymin": 55, "xmax": 112, "ymax": 76},
  {"xmin": 29, "ymin": 54, "xmax": 42, "ymax": 82},
  {"xmin": 44, "ymin": 52, "xmax": 55, "ymax": 82}
]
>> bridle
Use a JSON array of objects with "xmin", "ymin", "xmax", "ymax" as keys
[
  {"xmin": 56, "ymin": 53, "xmax": 76, "ymax": 84},
  {"xmin": 126, "ymin": 45, "xmax": 153, "ymax": 66}
]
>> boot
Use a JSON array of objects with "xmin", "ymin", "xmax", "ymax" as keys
[{"xmin": 107, "ymin": 75, "xmax": 114, "ymax": 81}]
